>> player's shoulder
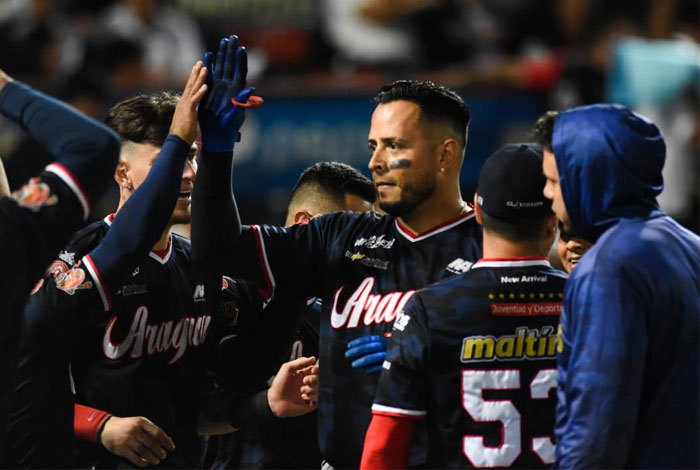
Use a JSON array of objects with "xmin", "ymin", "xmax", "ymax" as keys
[
  {"xmin": 312, "ymin": 210, "xmax": 391, "ymax": 245},
  {"xmin": 65, "ymin": 218, "xmax": 109, "ymax": 254},
  {"xmin": 317, "ymin": 209, "xmax": 385, "ymax": 229}
]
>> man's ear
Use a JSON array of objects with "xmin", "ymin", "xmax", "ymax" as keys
[
  {"xmin": 438, "ymin": 138, "xmax": 460, "ymax": 171},
  {"xmin": 545, "ymin": 212, "xmax": 558, "ymax": 238},
  {"xmin": 293, "ymin": 210, "xmax": 314, "ymax": 225},
  {"xmin": 114, "ymin": 159, "xmax": 131, "ymax": 190},
  {"xmin": 473, "ymin": 193, "xmax": 483, "ymax": 225}
]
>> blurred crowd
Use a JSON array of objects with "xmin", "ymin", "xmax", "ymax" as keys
[{"xmin": 0, "ymin": 0, "xmax": 697, "ymax": 230}]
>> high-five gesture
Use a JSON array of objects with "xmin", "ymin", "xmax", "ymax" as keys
[
  {"xmin": 198, "ymin": 35, "xmax": 256, "ymax": 152},
  {"xmin": 169, "ymin": 61, "xmax": 208, "ymax": 145}
]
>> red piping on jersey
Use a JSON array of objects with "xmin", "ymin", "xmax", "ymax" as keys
[
  {"xmin": 151, "ymin": 239, "xmax": 171, "ymax": 259},
  {"xmin": 105, "ymin": 213, "xmax": 172, "ymax": 262},
  {"xmin": 477, "ymin": 256, "xmax": 549, "ymax": 262},
  {"xmin": 46, "ymin": 162, "xmax": 90, "ymax": 216},
  {"xmin": 395, "ymin": 204, "xmax": 475, "ymax": 241}
]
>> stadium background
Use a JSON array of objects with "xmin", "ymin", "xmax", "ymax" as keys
[{"xmin": 0, "ymin": 0, "xmax": 697, "ymax": 231}]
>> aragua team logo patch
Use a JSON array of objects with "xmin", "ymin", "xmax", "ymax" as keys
[{"xmin": 12, "ymin": 177, "xmax": 58, "ymax": 211}]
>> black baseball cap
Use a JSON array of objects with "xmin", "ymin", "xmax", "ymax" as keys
[{"xmin": 476, "ymin": 143, "xmax": 552, "ymax": 219}]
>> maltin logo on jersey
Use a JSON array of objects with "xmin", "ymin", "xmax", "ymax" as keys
[{"xmin": 460, "ymin": 326, "xmax": 560, "ymax": 362}]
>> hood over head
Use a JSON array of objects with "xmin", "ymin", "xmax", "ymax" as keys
[{"xmin": 552, "ymin": 103, "xmax": 665, "ymax": 243}]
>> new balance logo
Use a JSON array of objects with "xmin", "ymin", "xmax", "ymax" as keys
[
  {"xmin": 193, "ymin": 284, "xmax": 205, "ymax": 301},
  {"xmin": 446, "ymin": 258, "xmax": 472, "ymax": 274}
]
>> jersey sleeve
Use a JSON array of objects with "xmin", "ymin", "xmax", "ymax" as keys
[
  {"xmin": 372, "ymin": 293, "xmax": 429, "ymax": 419},
  {"xmin": 555, "ymin": 262, "xmax": 648, "ymax": 468},
  {"xmin": 243, "ymin": 212, "xmax": 349, "ymax": 303}
]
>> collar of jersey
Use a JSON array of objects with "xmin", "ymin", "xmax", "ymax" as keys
[
  {"xmin": 394, "ymin": 205, "xmax": 475, "ymax": 243},
  {"xmin": 104, "ymin": 214, "xmax": 173, "ymax": 264},
  {"xmin": 472, "ymin": 257, "xmax": 550, "ymax": 269}
]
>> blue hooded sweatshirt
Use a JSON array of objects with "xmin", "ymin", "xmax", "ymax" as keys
[{"xmin": 552, "ymin": 104, "xmax": 700, "ymax": 468}]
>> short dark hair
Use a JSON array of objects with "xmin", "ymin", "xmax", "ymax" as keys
[
  {"xmin": 105, "ymin": 92, "xmax": 179, "ymax": 146},
  {"xmin": 373, "ymin": 80, "xmax": 471, "ymax": 149},
  {"xmin": 531, "ymin": 111, "xmax": 559, "ymax": 151},
  {"xmin": 480, "ymin": 211, "xmax": 551, "ymax": 243},
  {"xmin": 289, "ymin": 161, "xmax": 376, "ymax": 210}
]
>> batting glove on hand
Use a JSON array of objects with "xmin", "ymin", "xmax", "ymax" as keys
[
  {"xmin": 345, "ymin": 335, "xmax": 389, "ymax": 374},
  {"xmin": 198, "ymin": 35, "xmax": 255, "ymax": 152}
]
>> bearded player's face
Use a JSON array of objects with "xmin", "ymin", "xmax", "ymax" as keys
[{"xmin": 367, "ymin": 100, "xmax": 440, "ymax": 217}]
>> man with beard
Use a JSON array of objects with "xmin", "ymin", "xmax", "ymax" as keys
[
  {"xmin": 191, "ymin": 78, "xmax": 483, "ymax": 468},
  {"xmin": 537, "ymin": 105, "xmax": 699, "ymax": 468}
]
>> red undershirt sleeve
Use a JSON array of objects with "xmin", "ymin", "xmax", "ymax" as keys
[{"xmin": 360, "ymin": 413, "xmax": 416, "ymax": 470}]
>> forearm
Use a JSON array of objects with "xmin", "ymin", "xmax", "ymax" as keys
[
  {"xmin": 87, "ymin": 135, "xmax": 191, "ymax": 291},
  {"xmin": 202, "ymin": 388, "xmax": 274, "ymax": 430},
  {"xmin": 191, "ymin": 149, "xmax": 241, "ymax": 272},
  {"xmin": 360, "ymin": 414, "xmax": 414, "ymax": 470}
]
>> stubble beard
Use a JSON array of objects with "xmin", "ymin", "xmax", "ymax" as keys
[
  {"xmin": 170, "ymin": 206, "xmax": 191, "ymax": 226},
  {"xmin": 379, "ymin": 174, "xmax": 436, "ymax": 217}
]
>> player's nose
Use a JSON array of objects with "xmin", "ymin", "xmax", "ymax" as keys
[
  {"xmin": 368, "ymin": 147, "xmax": 387, "ymax": 174},
  {"xmin": 183, "ymin": 159, "xmax": 196, "ymax": 180}
]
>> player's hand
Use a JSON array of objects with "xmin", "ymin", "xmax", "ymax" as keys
[
  {"xmin": 268, "ymin": 356, "xmax": 318, "ymax": 418},
  {"xmin": 0, "ymin": 68, "xmax": 13, "ymax": 95},
  {"xmin": 99, "ymin": 416, "xmax": 176, "ymax": 468},
  {"xmin": 300, "ymin": 362, "xmax": 319, "ymax": 407},
  {"xmin": 168, "ymin": 61, "xmax": 208, "ymax": 145},
  {"xmin": 198, "ymin": 35, "xmax": 254, "ymax": 152},
  {"xmin": 345, "ymin": 335, "xmax": 389, "ymax": 374}
]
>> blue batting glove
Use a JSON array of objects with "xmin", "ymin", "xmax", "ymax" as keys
[
  {"xmin": 198, "ymin": 35, "xmax": 254, "ymax": 152},
  {"xmin": 345, "ymin": 335, "xmax": 390, "ymax": 374}
]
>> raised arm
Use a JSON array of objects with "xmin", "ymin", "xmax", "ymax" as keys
[
  {"xmin": 191, "ymin": 36, "xmax": 260, "ymax": 277},
  {"xmin": 0, "ymin": 68, "xmax": 119, "ymax": 219}
]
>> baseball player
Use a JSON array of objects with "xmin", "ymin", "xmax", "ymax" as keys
[
  {"xmin": 361, "ymin": 144, "xmax": 567, "ymax": 469},
  {"xmin": 5, "ymin": 58, "xmax": 278, "ymax": 468},
  {"xmin": 192, "ymin": 75, "xmax": 483, "ymax": 467},
  {"xmin": 0, "ymin": 66, "xmax": 120, "ymax": 464},
  {"xmin": 206, "ymin": 161, "xmax": 376, "ymax": 469}
]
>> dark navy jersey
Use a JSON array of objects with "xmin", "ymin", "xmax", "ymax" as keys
[
  {"xmin": 222, "ymin": 298, "xmax": 322, "ymax": 469},
  {"xmin": 0, "ymin": 165, "xmax": 90, "ymax": 464},
  {"xmin": 7, "ymin": 216, "xmax": 261, "ymax": 469},
  {"xmin": 373, "ymin": 259, "xmax": 567, "ymax": 469},
  {"xmin": 249, "ymin": 209, "xmax": 482, "ymax": 468}
]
